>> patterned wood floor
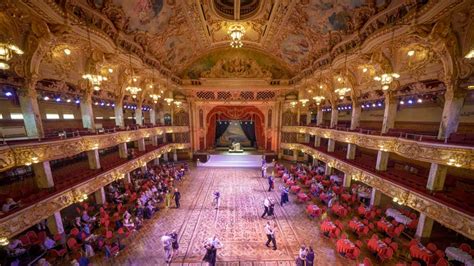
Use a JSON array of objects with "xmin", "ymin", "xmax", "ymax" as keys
[{"xmin": 97, "ymin": 168, "xmax": 349, "ymax": 266}]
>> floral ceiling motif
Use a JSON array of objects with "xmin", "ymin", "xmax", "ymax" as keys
[{"xmin": 90, "ymin": 0, "xmax": 391, "ymax": 77}]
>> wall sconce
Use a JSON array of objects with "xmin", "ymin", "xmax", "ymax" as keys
[
  {"xmin": 0, "ymin": 237, "xmax": 9, "ymax": 246},
  {"xmin": 447, "ymin": 158, "xmax": 461, "ymax": 167}
]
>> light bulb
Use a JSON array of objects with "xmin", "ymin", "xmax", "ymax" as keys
[{"xmin": 64, "ymin": 48, "xmax": 71, "ymax": 55}]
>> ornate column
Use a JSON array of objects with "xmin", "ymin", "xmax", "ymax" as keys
[
  {"xmin": 86, "ymin": 150, "xmax": 101, "ymax": 169},
  {"xmin": 173, "ymin": 149, "xmax": 178, "ymax": 162},
  {"xmin": 350, "ymin": 100, "xmax": 361, "ymax": 130},
  {"xmin": 342, "ymin": 173, "xmax": 351, "ymax": 188},
  {"xmin": 32, "ymin": 161, "xmax": 54, "ymax": 188},
  {"xmin": 292, "ymin": 150, "xmax": 298, "ymax": 162},
  {"xmin": 381, "ymin": 91, "xmax": 397, "ymax": 134},
  {"xmin": 46, "ymin": 212, "xmax": 64, "ymax": 235},
  {"xmin": 324, "ymin": 163, "xmax": 333, "ymax": 175},
  {"xmin": 18, "ymin": 77, "xmax": 44, "ymax": 138},
  {"xmin": 327, "ymin": 139, "xmax": 335, "ymax": 152},
  {"xmin": 135, "ymin": 100, "xmax": 144, "ymax": 126},
  {"xmin": 346, "ymin": 143, "xmax": 356, "ymax": 160},
  {"xmin": 163, "ymin": 152, "xmax": 169, "ymax": 162},
  {"xmin": 114, "ymin": 96, "xmax": 125, "ymax": 128},
  {"xmin": 370, "ymin": 189, "xmax": 382, "ymax": 207},
  {"xmin": 376, "ymin": 150, "xmax": 389, "ymax": 171},
  {"xmin": 437, "ymin": 88, "xmax": 466, "ymax": 140},
  {"xmin": 124, "ymin": 172, "xmax": 132, "ymax": 183},
  {"xmin": 426, "ymin": 163, "xmax": 447, "ymax": 191},
  {"xmin": 151, "ymin": 135, "xmax": 159, "ymax": 146},
  {"xmin": 330, "ymin": 103, "xmax": 338, "ymax": 128},
  {"xmin": 415, "ymin": 213, "xmax": 434, "ymax": 240},
  {"xmin": 118, "ymin": 143, "xmax": 128, "ymax": 158},
  {"xmin": 94, "ymin": 187, "xmax": 106, "ymax": 205},
  {"xmin": 316, "ymin": 107, "xmax": 324, "ymax": 126},
  {"xmin": 80, "ymin": 89, "xmax": 95, "ymax": 130},
  {"xmin": 149, "ymin": 105, "xmax": 157, "ymax": 125},
  {"xmin": 137, "ymin": 138, "xmax": 146, "ymax": 152},
  {"xmin": 314, "ymin": 136, "xmax": 321, "ymax": 147}
]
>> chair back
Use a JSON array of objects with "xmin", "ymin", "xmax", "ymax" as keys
[
  {"xmin": 460, "ymin": 243, "xmax": 471, "ymax": 253},
  {"xmin": 435, "ymin": 258, "xmax": 449, "ymax": 266},
  {"xmin": 363, "ymin": 257, "xmax": 373, "ymax": 266},
  {"xmin": 427, "ymin": 243, "xmax": 437, "ymax": 252},
  {"xmin": 67, "ymin": 238, "xmax": 77, "ymax": 249}
]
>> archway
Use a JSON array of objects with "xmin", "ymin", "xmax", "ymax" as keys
[{"xmin": 206, "ymin": 105, "xmax": 265, "ymax": 150}]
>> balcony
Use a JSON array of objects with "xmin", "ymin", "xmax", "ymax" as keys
[
  {"xmin": 0, "ymin": 142, "xmax": 191, "ymax": 239},
  {"xmin": 0, "ymin": 125, "xmax": 189, "ymax": 172},
  {"xmin": 280, "ymin": 142, "xmax": 474, "ymax": 240},
  {"xmin": 282, "ymin": 126, "xmax": 474, "ymax": 170}
]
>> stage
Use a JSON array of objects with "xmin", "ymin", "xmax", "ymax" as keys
[{"xmin": 197, "ymin": 152, "xmax": 263, "ymax": 168}]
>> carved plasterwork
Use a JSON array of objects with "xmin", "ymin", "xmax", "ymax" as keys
[
  {"xmin": 0, "ymin": 126, "xmax": 189, "ymax": 172},
  {"xmin": 281, "ymin": 143, "xmax": 474, "ymax": 240},
  {"xmin": 201, "ymin": 57, "xmax": 272, "ymax": 79},
  {"xmin": 0, "ymin": 143, "xmax": 190, "ymax": 239},
  {"xmin": 282, "ymin": 126, "xmax": 474, "ymax": 170}
]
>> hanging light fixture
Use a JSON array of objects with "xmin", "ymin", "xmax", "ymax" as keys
[
  {"xmin": 125, "ymin": 53, "xmax": 142, "ymax": 98},
  {"xmin": 299, "ymin": 77, "xmax": 310, "ymax": 106},
  {"xmin": 313, "ymin": 96, "xmax": 325, "ymax": 105},
  {"xmin": 228, "ymin": 24, "xmax": 245, "ymax": 48},
  {"xmin": 163, "ymin": 76, "xmax": 174, "ymax": 105},
  {"xmin": 82, "ymin": 23, "xmax": 107, "ymax": 91},
  {"xmin": 334, "ymin": 54, "xmax": 352, "ymax": 100},
  {"xmin": 374, "ymin": 28, "xmax": 400, "ymax": 90},
  {"xmin": 0, "ymin": 42, "xmax": 24, "ymax": 70},
  {"xmin": 149, "ymin": 94, "xmax": 161, "ymax": 103}
]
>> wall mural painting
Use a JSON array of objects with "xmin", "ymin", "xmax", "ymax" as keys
[
  {"xmin": 181, "ymin": 48, "xmax": 293, "ymax": 80},
  {"xmin": 279, "ymin": 0, "xmax": 389, "ymax": 67},
  {"xmin": 113, "ymin": 0, "xmax": 172, "ymax": 35},
  {"xmin": 216, "ymin": 121, "xmax": 252, "ymax": 147}
]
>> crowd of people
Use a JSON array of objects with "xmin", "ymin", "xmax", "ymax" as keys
[{"xmin": 2, "ymin": 161, "xmax": 189, "ymax": 266}]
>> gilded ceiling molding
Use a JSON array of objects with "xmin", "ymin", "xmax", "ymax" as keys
[
  {"xmin": 0, "ymin": 126, "xmax": 189, "ymax": 172},
  {"xmin": 0, "ymin": 143, "xmax": 190, "ymax": 239},
  {"xmin": 282, "ymin": 126, "xmax": 474, "ymax": 170},
  {"xmin": 281, "ymin": 143, "xmax": 474, "ymax": 240}
]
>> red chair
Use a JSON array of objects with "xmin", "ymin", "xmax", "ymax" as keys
[
  {"xmin": 118, "ymin": 228, "xmax": 130, "ymax": 238},
  {"xmin": 411, "ymin": 261, "xmax": 422, "ymax": 266},
  {"xmin": 435, "ymin": 258, "xmax": 449, "ymax": 266},
  {"xmin": 383, "ymin": 237, "xmax": 392, "ymax": 245},
  {"xmin": 70, "ymin": 228, "xmax": 80, "ymax": 237},
  {"xmin": 378, "ymin": 247, "xmax": 394, "ymax": 262},
  {"xmin": 368, "ymin": 223, "xmax": 375, "ymax": 230},
  {"xmin": 26, "ymin": 231, "xmax": 40, "ymax": 245},
  {"xmin": 346, "ymin": 247, "xmax": 360, "ymax": 260},
  {"xmin": 53, "ymin": 234, "xmax": 63, "ymax": 242},
  {"xmin": 37, "ymin": 231, "xmax": 47, "ymax": 243},
  {"xmin": 363, "ymin": 257, "xmax": 373, "ymax": 266},
  {"xmin": 355, "ymin": 240, "xmax": 363, "ymax": 248},
  {"xmin": 67, "ymin": 238, "xmax": 81, "ymax": 252},
  {"xmin": 460, "ymin": 243, "xmax": 471, "ymax": 253},
  {"xmin": 435, "ymin": 249, "xmax": 445, "ymax": 260},
  {"xmin": 427, "ymin": 243, "xmax": 437, "ymax": 252},
  {"xmin": 19, "ymin": 235, "xmax": 30, "ymax": 246},
  {"xmin": 48, "ymin": 248, "xmax": 67, "ymax": 259},
  {"xmin": 390, "ymin": 242, "xmax": 399, "ymax": 253}
]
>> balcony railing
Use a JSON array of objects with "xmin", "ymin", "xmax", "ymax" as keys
[
  {"xmin": 0, "ymin": 142, "xmax": 190, "ymax": 239},
  {"xmin": 281, "ymin": 142, "xmax": 474, "ymax": 240},
  {"xmin": 0, "ymin": 126, "xmax": 189, "ymax": 172},
  {"xmin": 282, "ymin": 126, "xmax": 474, "ymax": 170}
]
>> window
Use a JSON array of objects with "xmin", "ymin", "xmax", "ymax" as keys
[
  {"xmin": 10, "ymin": 113, "xmax": 23, "ymax": 120},
  {"xmin": 109, "ymin": 116, "xmax": 115, "ymax": 119},
  {"xmin": 63, "ymin": 114, "xmax": 75, "ymax": 120},
  {"xmin": 0, "ymin": 114, "xmax": 3, "ymax": 119},
  {"xmin": 46, "ymin": 113, "xmax": 60, "ymax": 120},
  {"xmin": 95, "ymin": 116, "xmax": 103, "ymax": 120}
]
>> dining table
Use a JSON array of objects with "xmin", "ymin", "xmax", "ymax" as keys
[
  {"xmin": 320, "ymin": 220, "xmax": 337, "ymax": 233},
  {"xmin": 368, "ymin": 238, "xmax": 388, "ymax": 254},
  {"xmin": 297, "ymin": 192, "xmax": 309, "ymax": 202},
  {"xmin": 341, "ymin": 193, "xmax": 352, "ymax": 202},
  {"xmin": 385, "ymin": 208, "xmax": 413, "ymax": 225},
  {"xmin": 445, "ymin": 247, "xmax": 474, "ymax": 266},
  {"xmin": 377, "ymin": 218, "xmax": 394, "ymax": 233},
  {"xmin": 348, "ymin": 219, "xmax": 365, "ymax": 232},
  {"xmin": 336, "ymin": 238, "xmax": 356, "ymax": 254},
  {"xmin": 306, "ymin": 204, "xmax": 321, "ymax": 217}
]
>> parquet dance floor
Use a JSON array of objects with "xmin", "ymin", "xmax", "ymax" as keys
[{"xmin": 103, "ymin": 168, "xmax": 348, "ymax": 265}]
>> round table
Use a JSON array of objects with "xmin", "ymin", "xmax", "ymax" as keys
[{"xmin": 445, "ymin": 247, "xmax": 474, "ymax": 265}]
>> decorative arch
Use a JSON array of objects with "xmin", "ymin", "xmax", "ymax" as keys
[{"xmin": 206, "ymin": 105, "xmax": 265, "ymax": 150}]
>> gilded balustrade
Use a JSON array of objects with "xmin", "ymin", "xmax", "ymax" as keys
[
  {"xmin": 282, "ymin": 126, "xmax": 474, "ymax": 170},
  {"xmin": 0, "ymin": 126, "xmax": 189, "ymax": 172},
  {"xmin": 0, "ymin": 143, "xmax": 190, "ymax": 239},
  {"xmin": 281, "ymin": 143, "xmax": 474, "ymax": 240}
]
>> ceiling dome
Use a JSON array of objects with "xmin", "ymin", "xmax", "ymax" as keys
[{"xmin": 213, "ymin": 0, "xmax": 261, "ymax": 20}]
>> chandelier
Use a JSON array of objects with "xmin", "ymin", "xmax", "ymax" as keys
[
  {"xmin": 149, "ymin": 94, "xmax": 161, "ymax": 104},
  {"xmin": 313, "ymin": 96, "xmax": 325, "ymax": 105},
  {"xmin": 334, "ymin": 87, "xmax": 351, "ymax": 99},
  {"xmin": 82, "ymin": 23, "xmax": 106, "ymax": 91},
  {"xmin": 374, "ymin": 73, "xmax": 400, "ymax": 90},
  {"xmin": 0, "ymin": 43, "xmax": 24, "ymax": 70},
  {"xmin": 228, "ymin": 25, "xmax": 245, "ymax": 48},
  {"xmin": 82, "ymin": 74, "xmax": 107, "ymax": 91},
  {"xmin": 126, "ymin": 85, "xmax": 142, "ymax": 98},
  {"xmin": 125, "ymin": 53, "xmax": 142, "ymax": 98}
]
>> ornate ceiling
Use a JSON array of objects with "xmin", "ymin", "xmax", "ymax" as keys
[{"xmin": 89, "ymin": 0, "xmax": 391, "ymax": 77}]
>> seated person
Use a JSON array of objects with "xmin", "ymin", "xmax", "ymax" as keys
[
  {"xmin": 6, "ymin": 239, "xmax": 26, "ymax": 257},
  {"xmin": 81, "ymin": 210, "xmax": 94, "ymax": 224},
  {"xmin": 2, "ymin": 198, "xmax": 19, "ymax": 213},
  {"xmin": 42, "ymin": 235, "xmax": 57, "ymax": 250}
]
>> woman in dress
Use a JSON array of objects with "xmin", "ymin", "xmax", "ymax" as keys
[
  {"xmin": 165, "ymin": 189, "xmax": 172, "ymax": 208},
  {"xmin": 306, "ymin": 246, "xmax": 315, "ymax": 266}
]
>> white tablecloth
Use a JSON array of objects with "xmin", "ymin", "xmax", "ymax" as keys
[
  {"xmin": 446, "ymin": 247, "xmax": 473, "ymax": 265},
  {"xmin": 358, "ymin": 191, "xmax": 371, "ymax": 199},
  {"xmin": 330, "ymin": 175, "xmax": 341, "ymax": 183},
  {"xmin": 385, "ymin": 208, "xmax": 412, "ymax": 225}
]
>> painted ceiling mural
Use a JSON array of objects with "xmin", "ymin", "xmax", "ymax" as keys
[
  {"xmin": 91, "ymin": 0, "xmax": 390, "ymax": 77},
  {"xmin": 181, "ymin": 48, "xmax": 293, "ymax": 80}
]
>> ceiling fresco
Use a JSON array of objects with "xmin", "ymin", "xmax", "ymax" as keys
[
  {"xmin": 91, "ymin": 0, "xmax": 391, "ymax": 78},
  {"xmin": 181, "ymin": 48, "xmax": 293, "ymax": 80}
]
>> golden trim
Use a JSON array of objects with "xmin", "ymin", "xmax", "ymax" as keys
[
  {"xmin": 0, "ymin": 126, "xmax": 189, "ymax": 172},
  {"xmin": 0, "ymin": 143, "xmax": 190, "ymax": 239},
  {"xmin": 282, "ymin": 126, "xmax": 474, "ymax": 170},
  {"xmin": 281, "ymin": 143, "xmax": 474, "ymax": 240}
]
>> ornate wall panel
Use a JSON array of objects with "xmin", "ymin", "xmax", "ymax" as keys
[
  {"xmin": 281, "ymin": 143, "xmax": 474, "ymax": 240},
  {"xmin": 0, "ymin": 126, "xmax": 189, "ymax": 172},
  {"xmin": 0, "ymin": 143, "xmax": 190, "ymax": 239},
  {"xmin": 282, "ymin": 126, "xmax": 474, "ymax": 170}
]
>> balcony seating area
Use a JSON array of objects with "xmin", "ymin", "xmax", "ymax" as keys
[
  {"xmin": 274, "ymin": 163, "xmax": 471, "ymax": 266},
  {"xmin": 0, "ymin": 144, "xmax": 165, "ymax": 219},
  {"xmin": 300, "ymin": 142, "xmax": 474, "ymax": 216},
  {"xmin": 1, "ymin": 162, "xmax": 188, "ymax": 266}
]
